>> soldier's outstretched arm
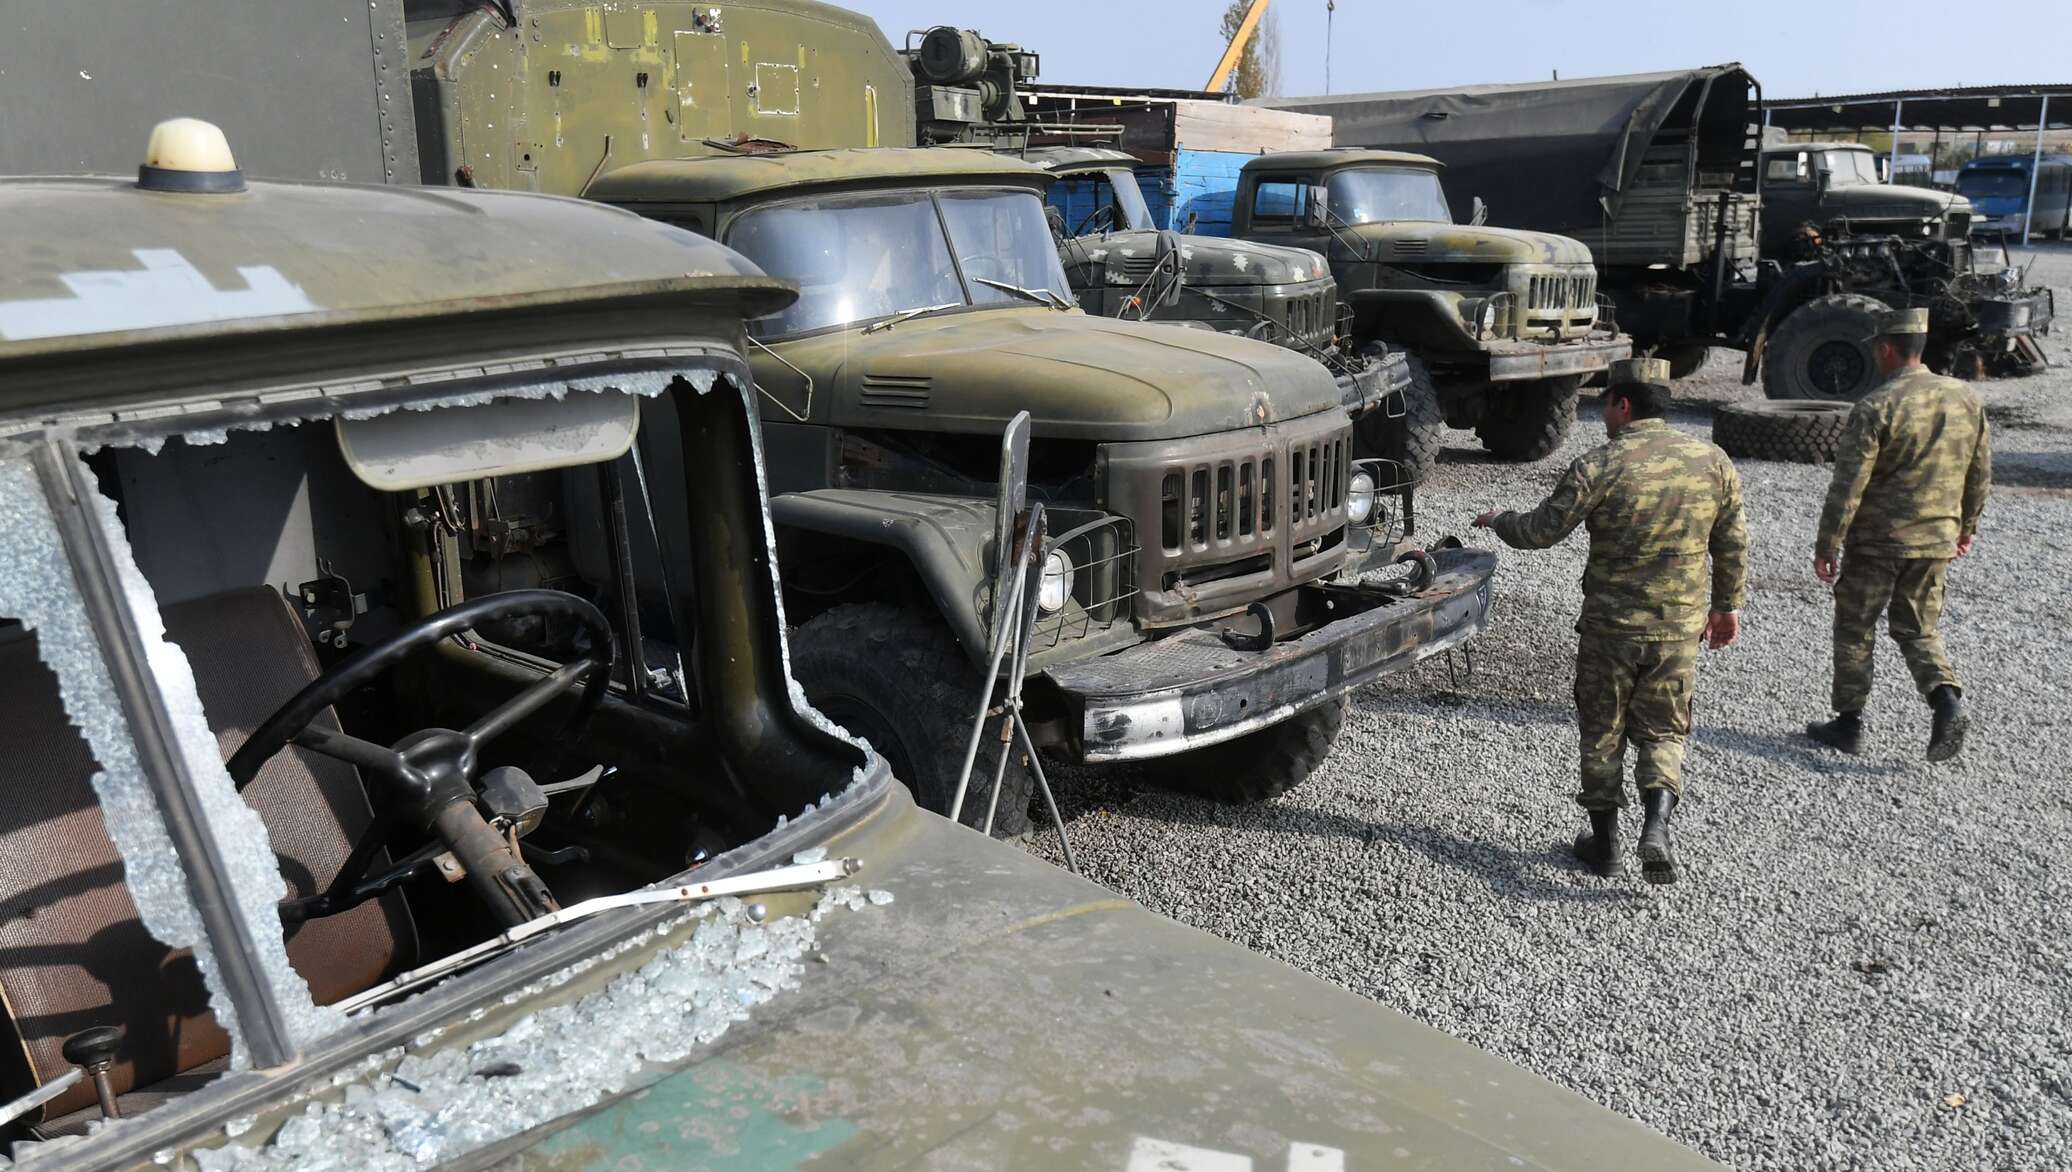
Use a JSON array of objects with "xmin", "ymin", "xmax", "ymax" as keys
[
  {"xmin": 1709, "ymin": 457, "xmax": 1750, "ymax": 614},
  {"xmin": 1489, "ymin": 457, "xmax": 1593, "ymax": 550},
  {"xmin": 1961, "ymin": 414, "xmax": 1993, "ymax": 545},
  {"xmin": 1815, "ymin": 401, "xmax": 1882, "ymax": 562}
]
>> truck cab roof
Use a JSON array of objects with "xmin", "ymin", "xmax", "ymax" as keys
[
  {"xmin": 1242, "ymin": 149, "xmax": 1444, "ymax": 176},
  {"xmin": 1018, "ymin": 146, "xmax": 1141, "ymax": 175},
  {"xmin": 584, "ymin": 148, "xmax": 1049, "ymax": 206}
]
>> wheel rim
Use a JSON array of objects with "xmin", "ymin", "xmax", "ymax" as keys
[{"xmin": 1806, "ymin": 339, "xmax": 1869, "ymax": 396}]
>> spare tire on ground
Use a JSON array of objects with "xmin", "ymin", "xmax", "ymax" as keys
[{"xmin": 1714, "ymin": 400, "xmax": 1853, "ymax": 463}]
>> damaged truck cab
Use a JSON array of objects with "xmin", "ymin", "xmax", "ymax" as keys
[
  {"xmin": 1226, "ymin": 150, "xmax": 1632, "ymax": 479},
  {"xmin": 1028, "ymin": 146, "xmax": 1409, "ymax": 435},
  {"xmin": 583, "ymin": 147, "xmax": 1495, "ymax": 835},
  {"xmin": 0, "ymin": 118, "xmax": 1721, "ymax": 1172}
]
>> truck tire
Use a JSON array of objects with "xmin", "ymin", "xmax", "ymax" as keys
[
  {"xmin": 789, "ymin": 603, "xmax": 1033, "ymax": 837},
  {"xmin": 1473, "ymin": 375, "xmax": 1581, "ymax": 462},
  {"xmin": 1354, "ymin": 355, "xmax": 1443, "ymax": 485},
  {"xmin": 1714, "ymin": 400, "xmax": 1852, "ymax": 463},
  {"xmin": 1148, "ymin": 700, "xmax": 1345, "ymax": 804},
  {"xmin": 1762, "ymin": 293, "xmax": 1889, "ymax": 402}
]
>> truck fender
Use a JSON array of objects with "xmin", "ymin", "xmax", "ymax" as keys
[{"xmin": 770, "ymin": 490, "xmax": 998, "ymax": 668}]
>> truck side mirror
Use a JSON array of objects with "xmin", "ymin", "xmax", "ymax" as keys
[{"xmin": 1470, "ymin": 196, "xmax": 1489, "ymax": 227}]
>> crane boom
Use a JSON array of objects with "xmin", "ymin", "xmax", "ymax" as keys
[{"xmin": 1205, "ymin": 0, "xmax": 1272, "ymax": 93}]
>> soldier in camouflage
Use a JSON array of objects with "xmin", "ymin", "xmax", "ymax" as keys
[
  {"xmin": 1475, "ymin": 357, "xmax": 1747, "ymax": 884},
  {"xmin": 1806, "ymin": 307, "xmax": 1991, "ymax": 762}
]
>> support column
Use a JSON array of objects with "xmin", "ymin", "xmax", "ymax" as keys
[
  {"xmin": 2024, "ymin": 95, "xmax": 2051, "ymax": 247},
  {"xmin": 1889, "ymin": 99, "xmax": 1904, "ymax": 182}
]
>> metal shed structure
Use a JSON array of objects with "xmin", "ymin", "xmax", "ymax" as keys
[{"xmin": 1763, "ymin": 84, "xmax": 2072, "ymax": 242}]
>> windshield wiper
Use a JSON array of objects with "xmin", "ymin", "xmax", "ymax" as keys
[
  {"xmin": 971, "ymin": 276, "xmax": 1070, "ymax": 309},
  {"xmin": 862, "ymin": 302, "xmax": 962, "ymax": 334}
]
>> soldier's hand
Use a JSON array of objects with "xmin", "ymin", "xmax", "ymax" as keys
[
  {"xmin": 1956, "ymin": 534, "xmax": 1976, "ymax": 557},
  {"xmin": 1814, "ymin": 556, "xmax": 1839, "ymax": 585},
  {"xmin": 1702, "ymin": 610, "xmax": 1740, "ymax": 650},
  {"xmin": 1472, "ymin": 509, "xmax": 1500, "ymax": 529}
]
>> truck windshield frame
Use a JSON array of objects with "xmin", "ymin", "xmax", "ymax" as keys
[
  {"xmin": 725, "ymin": 186, "xmax": 1073, "ymax": 338},
  {"xmin": 1326, "ymin": 166, "xmax": 1453, "ymax": 226},
  {"xmin": 1820, "ymin": 150, "xmax": 1880, "ymax": 186}
]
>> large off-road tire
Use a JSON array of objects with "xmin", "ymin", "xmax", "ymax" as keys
[
  {"xmin": 1474, "ymin": 375, "xmax": 1582, "ymax": 462},
  {"xmin": 1762, "ymin": 293, "xmax": 1890, "ymax": 402},
  {"xmin": 789, "ymin": 604, "xmax": 1033, "ymax": 837},
  {"xmin": 1659, "ymin": 343, "xmax": 1713, "ymax": 380},
  {"xmin": 1713, "ymin": 400, "xmax": 1852, "ymax": 463},
  {"xmin": 1147, "ymin": 700, "xmax": 1346, "ymax": 804},
  {"xmin": 1354, "ymin": 354, "xmax": 1443, "ymax": 486}
]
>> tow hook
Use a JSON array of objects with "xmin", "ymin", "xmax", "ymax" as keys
[{"xmin": 1220, "ymin": 600, "xmax": 1277, "ymax": 651}]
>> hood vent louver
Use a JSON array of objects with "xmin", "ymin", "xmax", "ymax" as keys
[
  {"xmin": 1392, "ymin": 239, "xmax": 1430, "ymax": 257},
  {"xmin": 860, "ymin": 373, "xmax": 932, "ymax": 410}
]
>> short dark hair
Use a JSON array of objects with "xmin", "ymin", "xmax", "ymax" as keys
[
  {"xmin": 1880, "ymin": 332, "xmax": 1928, "ymax": 361},
  {"xmin": 1609, "ymin": 381, "xmax": 1670, "ymax": 419}
]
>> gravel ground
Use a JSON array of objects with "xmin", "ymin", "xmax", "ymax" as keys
[{"xmin": 1023, "ymin": 241, "xmax": 2072, "ymax": 1171}]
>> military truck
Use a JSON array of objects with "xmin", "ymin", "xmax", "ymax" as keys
[
  {"xmin": 1260, "ymin": 67, "xmax": 2055, "ymax": 401},
  {"xmin": 1224, "ymin": 150, "xmax": 1633, "ymax": 476},
  {"xmin": 0, "ymin": 118, "xmax": 1720, "ymax": 1172},
  {"xmin": 1026, "ymin": 145, "xmax": 1408, "ymax": 431},
  {"xmin": 584, "ymin": 146, "xmax": 1495, "ymax": 835}
]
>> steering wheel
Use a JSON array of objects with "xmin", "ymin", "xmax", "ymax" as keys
[
  {"xmin": 228, "ymin": 590, "xmax": 615, "ymax": 929},
  {"xmin": 1073, "ymin": 204, "xmax": 1118, "ymax": 237}
]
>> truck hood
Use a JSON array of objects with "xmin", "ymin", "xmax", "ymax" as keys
[
  {"xmin": 769, "ymin": 307, "xmax": 1344, "ymax": 441},
  {"xmin": 497, "ymin": 788, "xmax": 1722, "ymax": 1171},
  {"xmin": 1062, "ymin": 230, "xmax": 1331, "ymax": 287},
  {"xmin": 1347, "ymin": 221, "xmax": 1595, "ymax": 266},
  {"xmin": 1820, "ymin": 183, "xmax": 1971, "ymax": 224}
]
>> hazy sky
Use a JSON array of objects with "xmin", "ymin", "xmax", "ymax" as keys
[{"xmin": 860, "ymin": 0, "xmax": 2059, "ymax": 101}]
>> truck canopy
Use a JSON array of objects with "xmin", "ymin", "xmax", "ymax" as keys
[{"xmin": 1256, "ymin": 65, "xmax": 1759, "ymax": 235}]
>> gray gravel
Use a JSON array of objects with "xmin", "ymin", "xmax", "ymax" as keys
[{"xmin": 1024, "ymin": 241, "xmax": 2072, "ymax": 1171}]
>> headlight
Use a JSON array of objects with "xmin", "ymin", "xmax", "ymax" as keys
[
  {"xmin": 1479, "ymin": 300, "xmax": 1499, "ymax": 336},
  {"xmin": 1461, "ymin": 298, "xmax": 1498, "ymax": 338},
  {"xmin": 1347, "ymin": 469, "xmax": 1378, "ymax": 526},
  {"xmin": 1038, "ymin": 549, "xmax": 1075, "ymax": 613}
]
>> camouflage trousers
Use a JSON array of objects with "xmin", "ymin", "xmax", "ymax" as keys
[
  {"xmin": 1832, "ymin": 555, "xmax": 1958, "ymax": 713},
  {"xmin": 1573, "ymin": 633, "xmax": 1698, "ymax": 810}
]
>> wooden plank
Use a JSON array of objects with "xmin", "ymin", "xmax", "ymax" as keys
[{"xmin": 1170, "ymin": 99, "xmax": 1332, "ymax": 155}]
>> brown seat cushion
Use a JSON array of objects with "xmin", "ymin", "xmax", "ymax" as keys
[{"xmin": 0, "ymin": 587, "xmax": 413, "ymax": 1119}]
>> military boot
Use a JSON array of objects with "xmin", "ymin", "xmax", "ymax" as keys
[
  {"xmin": 1927, "ymin": 686, "xmax": 1968, "ymax": 763},
  {"xmin": 1805, "ymin": 711, "xmax": 1864, "ymax": 754},
  {"xmin": 1572, "ymin": 809, "xmax": 1621, "ymax": 878},
  {"xmin": 1636, "ymin": 788, "xmax": 1678, "ymax": 885}
]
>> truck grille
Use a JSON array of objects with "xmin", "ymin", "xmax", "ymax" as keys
[
  {"xmin": 1276, "ymin": 287, "xmax": 1335, "ymax": 349},
  {"xmin": 1159, "ymin": 434, "xmax": 1345, "ymax": 552},
  {"xmin": 1526, "ymin": 272, "xmax": 1596, "ymax": 311},
  {"xmin": 1098, "ymin": 413, "xmax": 1347, "ymax": 624}
]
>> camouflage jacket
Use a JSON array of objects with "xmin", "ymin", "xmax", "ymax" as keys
[
  {"xmin": 1492, "ymin": 419, "xmax": 1748, "ymax": 640},
  {"xmin": 1816, "ymin": 366, "xmax": 1992, "ymax": 561}
]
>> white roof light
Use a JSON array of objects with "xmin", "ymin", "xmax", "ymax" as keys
[{"xmin": 137, "ymin": 117, "xmax": 244, "ymax": 193}]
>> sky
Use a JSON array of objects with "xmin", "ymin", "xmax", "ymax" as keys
[{"xmin": 856, "ymin": 0, "xmax": 2061, "ymax": 101}]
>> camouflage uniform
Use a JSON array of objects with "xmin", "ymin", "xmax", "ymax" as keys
[
  {"xmin": 1492, "ymin": 418, "xmax": 1747, "ymax": 809},
  {"xmin": 1816, "ymin": 364, "xmax": 1992, "ymax": 712}
]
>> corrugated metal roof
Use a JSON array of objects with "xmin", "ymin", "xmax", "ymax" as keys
[{"xmin": 1765, "ymin": 84, "xmax": 2072, "ymax": 132}]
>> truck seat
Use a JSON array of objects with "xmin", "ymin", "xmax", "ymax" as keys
[{"xmin": 0, "ymin": 586, "xmax": 413, "ymax": 1121}]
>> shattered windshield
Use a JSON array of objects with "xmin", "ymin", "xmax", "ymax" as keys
[
  {"xmin": 1326, "ymin": 167, "xmax": 1453, "ymax": 225},
  {"xmin": 725, "ymin": 188, "xmax": 1072, "ymax": 336},
  {"xmin": 1821, "ymin": 150, "xmax": 1880, "ymax": 186}
]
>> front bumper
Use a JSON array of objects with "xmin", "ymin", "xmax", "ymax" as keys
[
  {"xmin": 1046, "ymin": 545, "xmax": 1495, "ymax": 762},
  {"xmin": 1484, "ymin": 332, "xmax": 1633, "ymax": 382},
  {"xmin": 1336, "ymin": 347, "xmax": 1412, "ymax": 417}
]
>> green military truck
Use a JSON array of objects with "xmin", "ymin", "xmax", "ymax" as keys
[
  {"xmin": 584, "ymin": 146, "xmax": 1494, "ymax": 834},
  {"xmin": 0, "ymin": 116, "xmax": 1717, "ymax": 1172},
  {"xmin": 1224, "ymin": 150, "xmax": 1633, "ymax": 478},
  {"xmin": 1261, "ymin": 68, "xmax": 2053, "ymax": 401},
  {"xmin": 1026, "ymin": 146, "xmax": 1408, "ymax": 431}
]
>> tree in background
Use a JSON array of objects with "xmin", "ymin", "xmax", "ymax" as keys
[{"xmin": 1218, "ymin": 0, "xmax": 1282, "ymax": 99}]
